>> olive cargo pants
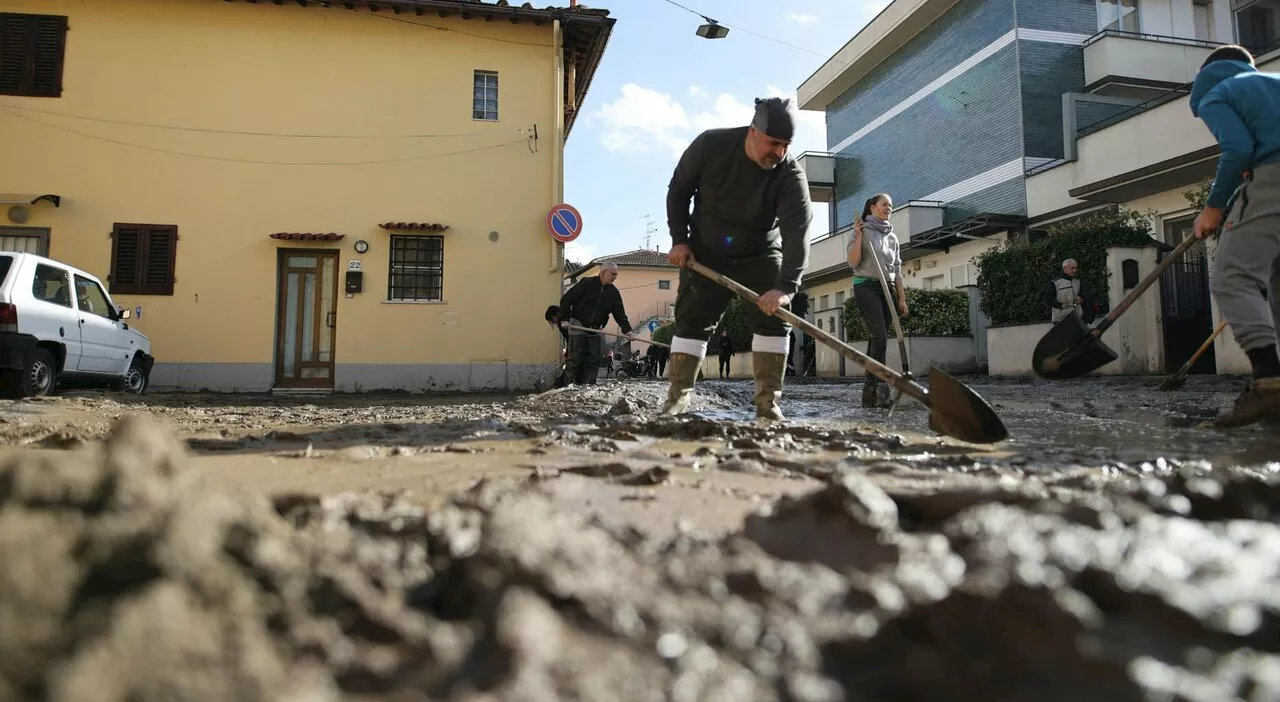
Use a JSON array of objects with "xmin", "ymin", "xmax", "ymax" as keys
[{"xmin": 673, "ymin": 249, "xmax": 791, "ymax": 341}]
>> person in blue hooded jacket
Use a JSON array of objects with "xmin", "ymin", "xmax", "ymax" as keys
[{"xmin": 1190, "ymin": 44, "xmax": 1280, "ymax": 428}]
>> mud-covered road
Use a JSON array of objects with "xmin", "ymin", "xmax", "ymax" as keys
[{"xmin": 1, "ymin": 374, "xmax": 1278, "ymax": 701}]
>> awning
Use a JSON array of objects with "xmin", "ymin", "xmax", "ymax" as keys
[
  {"xmin": 379, "ymin": 222, "xmax": 450, "ymax": 232},
  {"xmin": 0, "ymin": 194, "xmax": 60, "ymax": 207},
  {"xmin": 269, "ymin": 233, "xmax": 344, "ymax": 241},
  {"xmin": 901, "ymin": 212, "xmax": 1027, "ymax": 261}
]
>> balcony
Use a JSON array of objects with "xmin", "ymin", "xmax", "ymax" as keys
[
  {"xmin": 807, "ymin": 225, "xmax": 853, "ymax": 276},
  {"xmin": 1082, "ymin": 30, "xmax": 1219, "ymax": 98},
  {"xmin": 893, "ymin": 200, "xmax": 944, "ymax": 241},
  {"xmin": 797, "ymin": 151, "xmax": 835, "ymax": 203}
]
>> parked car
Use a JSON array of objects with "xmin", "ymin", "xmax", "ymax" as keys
[{"xmin": 0, "ymin": 252, "xmax": 153, "ymax": 398}]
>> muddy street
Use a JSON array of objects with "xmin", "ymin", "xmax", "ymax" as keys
[{"xmin": 1, "ymin": 374, "xmax": 1278, "ymax": 701}]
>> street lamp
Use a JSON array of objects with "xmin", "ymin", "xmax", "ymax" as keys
[{"xmin": 696, "ymin": 18, "xmax": 729, "ymax": 39}]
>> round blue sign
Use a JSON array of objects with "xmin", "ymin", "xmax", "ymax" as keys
[
  {"xmin": 648, "ymin": 320, "xmax": 660, "ymax": 332},
  {"xmin": 546, "ymin": 203, "xmax": 583, "ymax": 243}
]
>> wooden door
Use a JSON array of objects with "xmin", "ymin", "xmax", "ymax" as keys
[{"xmin": 274, "ymin": 250, "xmax": 338, "ymax": 388}]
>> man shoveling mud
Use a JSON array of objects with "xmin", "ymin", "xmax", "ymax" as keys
[
  {"xmin": 662, "ymin": 96, "xmax": 813, "ymax": 420},
  {"xmin": 555, "ymin": 262, "xmax": 633, "ymax": 386},
  {"xmin": 1189, "ymin": 44, "xmax": 1280, "ymax": 427}
]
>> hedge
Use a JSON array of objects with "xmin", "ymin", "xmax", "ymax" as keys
[
  {"xmin": 974, "ymin": 207, "xmax": 1158, "ymax": 326},
  {"xmin": 841, "ymin": 287, "xmax": 970, "ymax": 341},
  {"xmin": 649, "ymin": 297, "xmax": 752, "ymax": 352}
]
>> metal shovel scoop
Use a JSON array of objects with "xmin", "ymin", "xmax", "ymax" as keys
[
  {"xmin": 1033, "ymin": 234, "xmax": 1199, "ymax": 379},
  {"xmin": 687, "ymin": 260, "xmax": 1010, "ymax": 444}
]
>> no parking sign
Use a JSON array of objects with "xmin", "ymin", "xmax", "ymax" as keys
[{"xmin": 546, "ymin": 203, "xmax": 583, "ymax": 243}]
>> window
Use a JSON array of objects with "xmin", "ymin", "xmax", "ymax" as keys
[
  {"xmin": 109, "ymin": 223, "xmax": 178, "ymax": 296},
  {"xmin": 658, "ymin": 279, "xmax": 671, "ymax": 290},
  {"xmin": 1097, "ymin": 0, "xmax": 1139, "ymax": 31},
  {"xmin": 834, "ymin": 291, "xmax": 845, "ymax": 308},
  {"xmin": 923, "ymin": 274, "xmax": 945, "ymax": 290},
  {"xmin": 0, "ymin": 12, "xmax": 68, "ymax": 98},
  {"xmin": 820, "ymin": 294, "xmax": 829, "ymax": 310},
  {"xmin": 32, "ymin": 263, "xmax": 71, "ymax": 308},
  {"xmin": 1236, "ymin": 0, "xmax": 1280, "ymax": 53},
  {"xmin": 388, "ymin": 235, "xmax": 444, "ymax": 301},
  {"xmin": 73, "ymin": 275, "xmax": 113, "ymax": 320},
  {"xmin": 0, "ymin": 227, "xmax": 49, "ymax": 256},
  {"xmin": 473, "ymin": 70, "xmax": 498, "ymax": 121},
  {"xmin": 1194, "ymin": 0, "xmax": 1213, "ymax": 40}
]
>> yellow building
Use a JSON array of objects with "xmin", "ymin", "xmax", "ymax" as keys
[
  {"xmin": 0, "ymin": 0, "xmax": 613, "ymax": 392},
  {"xmin": 565, "ymin": 249, "xmax": 677, "ymax": 346}
]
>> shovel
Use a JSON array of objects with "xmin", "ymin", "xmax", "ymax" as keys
[
  {"xmin": 560, "ymin": 322, "xmax": 672, "ymax": 348},
  {"xmin": 1158, "ymin": 319, "xmax": 1227, "ymax": 391},
  {"xmin": 686, "ymin": 260, "xmax": 1009, "ymax": 444},
  {"xmin": 1032, "ymin": 234, "xmax": 1200, "ymax": 379},
  {"xmin": 862, "ymin": 229, "xmax": 911, "ymax": 416}
]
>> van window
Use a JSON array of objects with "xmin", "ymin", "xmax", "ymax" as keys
[
  {"xmin": 32, "ymin": 264, "xmax": 72, "ymax": 308},
  {"xmin": 0, "ymin": 256, "xmax": 11, "ymax": 286}
]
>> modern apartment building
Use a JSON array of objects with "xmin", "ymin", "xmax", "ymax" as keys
[{"xmin": 794, "ymin": 0, "xmax": 1236, "ymax": 298}]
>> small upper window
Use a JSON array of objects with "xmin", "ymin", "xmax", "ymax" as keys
[
  {"xmin": 658, "ymin": 279, "xmax": 671, "ymax": 290},
  {"xmin": 0, "ymin": 12, "xmax": 69, "ymax": 98},
  {"xmin": 1097, "ymin": 0, "xmax": 1139, "ymax": 32},
  {"xmin": 473, "ymin": 70, "xmax": 498, "ymax": 121}
]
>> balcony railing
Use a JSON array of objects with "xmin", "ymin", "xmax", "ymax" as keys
[{"xmin": 1081, "ymin": 28, "xmax": 1221, "ymax": 50}]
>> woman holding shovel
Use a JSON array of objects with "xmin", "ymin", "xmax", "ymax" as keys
[{"xmin": 847, "ymin": 193, "xmax": 909, "ymax": 408}]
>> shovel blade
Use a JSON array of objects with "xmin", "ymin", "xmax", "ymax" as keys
[
  {"xmin": 1032, "ymin": 314, "xmax": 1118, "ymax": 379},
  {"xmin": 925, "ymin": 367, "xmax": 1009, "ymax": 444}
]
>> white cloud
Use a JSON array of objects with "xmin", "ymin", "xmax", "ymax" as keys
[
  {"xmin": 786, "ymin": 12, "xmax": 818, "ymax": 23},
  {"xmin": 564, "ymin": 240, "xmax": 596, "ymax": 266},
  {"xmin": 590, "ymin": 83, "xmax": 825, "ymax": 160}
]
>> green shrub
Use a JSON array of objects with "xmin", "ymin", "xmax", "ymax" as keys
[
  {"xmin": 648, "ymin": 298, "xmax": 751, "ymax": 352},
  {"xmin": 841, "ymin": 287, "xmax": 970, "ymax": 341},
  {"xmin": 974, "ymin": 207, "xmax": 1157, "ymax": 326}
]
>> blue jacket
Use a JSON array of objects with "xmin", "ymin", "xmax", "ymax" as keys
[{"xmin": 1189, "ymin": 59, "xmax": 1280, "ymax": 209}]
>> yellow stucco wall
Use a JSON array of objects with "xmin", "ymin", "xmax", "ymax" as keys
[{"xmin": 0, "ymin": 0, "xmax": 572, "ymax": 391}]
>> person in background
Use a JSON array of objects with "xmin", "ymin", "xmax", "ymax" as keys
[
  {"xmin": 716, "ymin": 329, "xmax": 734, "ymax": 379},
  {"xmin": 557, "ymin": 262, "xmax": 633, "ymax": 385},
  {"xmin": 847, "ymin": 193, "xmax": 908, "ymax": 409},
  {"xmin": 1045, "ymin": 258, "xmax": 1085, "ymax": 324},
  {"xmin": 1189, "ymin": 43, "xmax": 1280, "ymax": 427}
]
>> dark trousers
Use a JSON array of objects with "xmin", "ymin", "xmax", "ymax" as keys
[
  {"xmin": 853, "ymin": 282, "xmax": 892, "ymax": 379},
  {"xmin": 564, "ymin": 334, "xmax": 602, "ymax": 385},
  {"xmin": 673, "ymin": 248, "xmax": 789, "ymax": 341},
  {"xmin": 718, "ymin": 355, "xmax": 732, "ymax": 377}
]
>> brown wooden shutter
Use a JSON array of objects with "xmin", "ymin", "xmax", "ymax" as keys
[
  {"xmin": 109, "ymin": 225, "xmax": 143, "ymax": 295},
  {"xmin": 109, "ymin": 224, "xmax": 176, "ymax": 296},
  {"xmin": 0, "ymin": 13, "xmax": 67, "ymax": 98},
  {"xmin": 140, "ymin": 226, "xmax": 177, "ymax": 295}
]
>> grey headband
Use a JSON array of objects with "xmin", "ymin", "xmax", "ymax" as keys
[{"xmin": 751, "ymin": 97, "xmax": 796, "ymax": 141}]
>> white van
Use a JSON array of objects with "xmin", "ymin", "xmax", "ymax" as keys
[{"xmin": 0, "ymin": 252, "xmax": 153, "ymax": 398}]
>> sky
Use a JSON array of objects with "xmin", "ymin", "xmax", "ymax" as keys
[{"xmin": 560, "ymin": 0, "xmax": 888, "ymax": 266}]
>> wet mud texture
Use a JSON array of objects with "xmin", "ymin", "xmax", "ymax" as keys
[{"xmin": 5, "ymin": 412, "xmax": 1280, "ymax": 701}]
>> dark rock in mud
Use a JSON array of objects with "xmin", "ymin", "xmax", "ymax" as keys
[{"xmin": 5, "ymin": 417, "xmax": 1280, "ymax": 701}]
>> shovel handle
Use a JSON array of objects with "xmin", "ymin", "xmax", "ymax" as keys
[
  {"xmin": 1173, "ymin": 319, "xmax": 1227, "ymax": 376},
  {"xmin": 1096, "ymin": 234, "xmax": 1200, "ymax": 335},
  {"xmin": 685, "ymin": 261, "xmax": 930, "ymax": 405},
  {"xmin": 561, "ymin": 323, "xmax": 672, "ymax": 349}
]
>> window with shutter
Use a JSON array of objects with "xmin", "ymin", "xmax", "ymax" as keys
[
  {"xmin": 109, "ymin": 223, "xmax": 177, "ymax": 296},
  {"xmin": 0, "ymin": 12, "xmax": 68, "ymax": 98}
]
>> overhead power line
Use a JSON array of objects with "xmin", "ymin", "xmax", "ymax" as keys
[
  {"xmin": 1, "ymin": 108, "xmax": 529, "ymax": 166},
  {"xmin": 0, "ymin": 103, "xmax": 515, "ymax": 139},
  {"xmin": 657, "ymin": 0, "xmax": 852, "ymax": 65}
]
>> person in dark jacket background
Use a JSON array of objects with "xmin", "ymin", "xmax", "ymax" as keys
[
  {"xmin": 558, "ymin": 262, "xmax": 633, "ymax": 385},
  {"xmin": 716, "ymin": 329, "xmax": 734, "ymax": 378}
]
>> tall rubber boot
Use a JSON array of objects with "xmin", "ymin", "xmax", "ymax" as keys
[
  {"xmin": 660, "ymin": 352, "xmax": 703, "ymax": 416},
  {"xmin": 752, "ymin": 351, "xmax": 788, "ymax": 421}
]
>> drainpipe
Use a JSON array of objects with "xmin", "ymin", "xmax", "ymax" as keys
[{"xmin": 549, "ymin": 18, "xmax": 565, "ymax": 273}]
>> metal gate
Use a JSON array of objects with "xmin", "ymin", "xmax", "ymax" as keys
[{"xmin": 1159, "ymin": 238, "xmax": 1215, "ymax": 374}]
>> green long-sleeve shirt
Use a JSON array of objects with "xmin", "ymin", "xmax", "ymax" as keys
[{"xmin": 665, "ymin": 126, "xmax": 813, "ymax": 295}]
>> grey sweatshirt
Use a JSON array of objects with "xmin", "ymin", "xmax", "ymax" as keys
[
  {"xmin": 847, "ymin": 218, "xmax": 902, "ymax": 283},
  {"xmin": 666, "ymin": 126, "xmax": 813, "ymax": 295}
]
